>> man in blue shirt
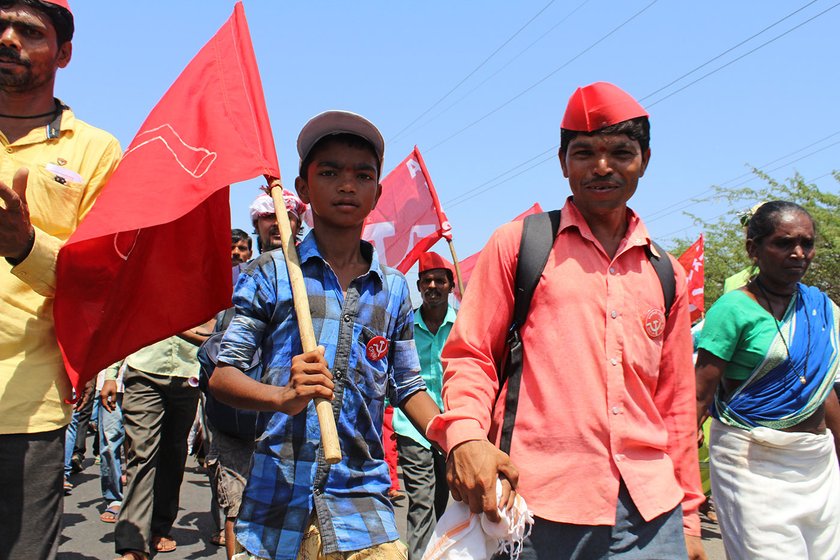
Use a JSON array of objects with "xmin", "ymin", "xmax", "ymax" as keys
[
  {"xmin": 210, "ymin": 110, "xmax": 440, "ymax": 560},
  {"xmin": 393, "ymin": 252, "xmax": 456, "ymax": 559}
]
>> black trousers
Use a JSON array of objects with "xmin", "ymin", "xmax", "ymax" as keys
[{"xmin": 0, "ymin": 428, "xmax": 65, "ymax": 560}]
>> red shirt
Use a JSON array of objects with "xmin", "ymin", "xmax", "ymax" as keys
[{"xmin": 426, "ymin": 199, "xmax": 703, "ymax": 536}]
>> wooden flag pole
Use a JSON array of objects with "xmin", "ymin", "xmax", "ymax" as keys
[
  {"xmin": 446, "ymin": 238, "xmax": 465, "ymax": 296},
  {"xmin": 269, "ymin": 180, "xmax": 342, "ymax": 464}
]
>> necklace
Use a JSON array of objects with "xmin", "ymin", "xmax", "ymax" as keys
[
  {"xmin": 753, "ymin": 277, "xmax": 810, "ymax": 385},
  {"xmin": 0, "ymin": 102, "xmax": 59, "ymax": 120}
]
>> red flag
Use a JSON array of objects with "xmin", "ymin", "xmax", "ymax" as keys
[
  {"xmin": 455, "ymin": 203, "xmax": 543, "ymax": 298},
  {"xmin": 54, "ymin": 2, "xmax": 279, "ymax": 393},
  {"xmin": 363, "ymin": 147, "xmax": 451, "ymax": 273},
  {"xmin": 677, "ymin": 234, "xmax": 705, "ymax": 323}
]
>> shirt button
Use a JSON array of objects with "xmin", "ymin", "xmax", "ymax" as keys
[
  {"xmin": 612, "ymin": 406, "xmax": 621, "ymax": 415},
  {"xmin": 610, "ymin": 310, "xmax": 618, "ymax": 319},
  {"xmin": 333, "ymin": 369, "xmax": 342, "ymax": 380},
  {"xmin": 609, "ymin": 267, "xmax": 616, "ymax": 274},
  {"xmin": 610, "ymin": 358, "xmax": 618, "ymax": 366},
  {"xmin": 5, "ymin": 147, "xmax": 12, "ymax": 153}
]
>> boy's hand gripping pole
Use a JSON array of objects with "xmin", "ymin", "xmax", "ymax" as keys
[{"xmin": 269, "ymin": 179, "xmax": 342, "ymax": 464}]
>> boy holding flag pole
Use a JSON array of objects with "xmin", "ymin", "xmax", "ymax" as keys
[{"xmin": 210, "ymin": 110, "xmax": 440, "ymax": 560}]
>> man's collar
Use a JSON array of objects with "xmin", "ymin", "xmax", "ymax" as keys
[
  {"xmin": 297, "ymin": 230, "xmax": 384, "ymax": 283},
  {"xmin": 560, "ymin": 197, "xmax": 653, "ymax": 251},
  {"xmin": 415, "ymin": 303, "xmax": 457, "ymax": 332},
  {"xmin": 47, "ymin": 98, "xmax": 71, "ymax": 139}
]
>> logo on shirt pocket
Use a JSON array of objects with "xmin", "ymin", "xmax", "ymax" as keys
[
  {"xmin": 643, "ymin": 308, "xmax": 666, "ymax": 339},
  {"xmin": 365, "ymin": 336, "xmax": 389, "ymax": 361}
]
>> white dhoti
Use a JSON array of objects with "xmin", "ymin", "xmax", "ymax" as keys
[{"xmin": 709, "ymin": 418, "xmax": 840, "ymax": 560}]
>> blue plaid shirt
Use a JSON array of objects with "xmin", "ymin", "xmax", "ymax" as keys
[{"xmin": 217, "ymin": 232, "xmax": 425, "ymax": 559}]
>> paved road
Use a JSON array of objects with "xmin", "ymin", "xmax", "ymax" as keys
[{"xmin": 59, "ymin": 434, "xmax": 725, "ymax": 559}]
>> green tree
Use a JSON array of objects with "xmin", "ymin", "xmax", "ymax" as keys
[{"xmin": 669, "ymin": 171, "xmax": 840, "ymax": 306}]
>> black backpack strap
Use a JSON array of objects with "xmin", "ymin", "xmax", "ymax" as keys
[
  {"xmin": 646, "ymin": 241, "xmax": 676, "ymax": 319},
  {"xmin": 498, "ymin": 210, "xmax": 560, "ymax": 455}
]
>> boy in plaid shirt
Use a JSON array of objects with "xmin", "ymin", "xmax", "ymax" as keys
[{"xmin": 210, "ymin": 111, "xmax": 440, "ymax": 560}]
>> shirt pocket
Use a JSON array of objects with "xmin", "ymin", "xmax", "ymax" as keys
[
  {"xmin": 631, "ymin": 296, "xmax": 667, "ymax": 384},
  {"xmin": 354, "ymin": 325, "xmax": 390, "ymax": 401},
  {"xmin": 28, "ymin": 164, "xmax": 86, "ymax": 237}
]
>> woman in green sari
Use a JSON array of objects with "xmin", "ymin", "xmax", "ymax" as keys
[{"xmin": 695, "ymin": 201, "xmax": 840, "ymax": 559}]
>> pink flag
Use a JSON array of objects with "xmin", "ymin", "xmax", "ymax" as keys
[
  {"xmin": 455, "ymin": 203, "xmax": 543, "ymax": 298},
  {"xmin": 363, "ymin": 147, "xmax": 451, "ymax": 273},
  {"xmin": 55, "ymin": 2, "xmax": 280, "ymax": 392},
  {"xmin": 677, "ymin": 234, "xmax": 705, "ymax": 323}
]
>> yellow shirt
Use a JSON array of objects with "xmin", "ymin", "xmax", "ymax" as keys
[{"xmin": 0, "ymin": 104, "xmax": 121, "ymax": 434}]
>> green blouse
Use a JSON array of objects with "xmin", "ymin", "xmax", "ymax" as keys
[{"xmin": 697, "ymin": 289, "xmax": 780, "ymax": 380}]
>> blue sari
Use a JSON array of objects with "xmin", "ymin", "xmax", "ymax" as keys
[{"xmin": 714, "ymin": 284, "xmax": 840, "ymax": 430}]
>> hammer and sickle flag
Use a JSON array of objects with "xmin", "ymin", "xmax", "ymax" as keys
[{"xmin": 55, "ymin": 2, "xmax": 280, "ymax": 394}]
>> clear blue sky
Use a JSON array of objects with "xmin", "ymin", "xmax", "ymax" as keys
[{"xmin": 59, "ymin": 1, "xmax": 840, "ymax": 266}]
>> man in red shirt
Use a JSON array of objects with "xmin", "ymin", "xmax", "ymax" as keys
[{"xmin": 427, "ymin": 82, "xmax": 706, "ymax": 560}]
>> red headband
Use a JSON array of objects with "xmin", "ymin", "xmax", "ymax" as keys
[{"xmin": 561, "ymin": 82, "xmax": 648, "ymax": 132}]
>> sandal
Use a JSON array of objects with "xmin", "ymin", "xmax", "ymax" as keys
[
  {"xmin": 151, "ymin": 535, "xmax": 177, "ymax": 553},
  {"xmin": 116, "ymin": 552, "xmax": 147, "ymax": 560},
  {"xmin": 209, "ymin": 530, "xmax": 226, "ymax": 546},
  {"xmin": 100, "ymin": 504, "xmax": 121, "ymax": 523}
]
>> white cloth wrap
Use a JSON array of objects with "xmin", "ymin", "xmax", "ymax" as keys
[
  {"xmin": 422, "ymin": 479, "xmax": 533, "ymax": 560},
  {"xmin": 709, "ymin": 418, "xmax": 840, "ymax": 560}
]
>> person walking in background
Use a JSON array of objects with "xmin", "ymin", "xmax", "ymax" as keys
[
  {"xmin": 394, "ymin": 252, "xmax": 455, "ymax": 559},
  {"xmin": 101, "ymin": 327, "xmax": 212, "ymax": 560},
  {"xmin": 97, "ymin": 362, "xmax": 126, "ymax": 523},
  {"xmin": 231, "ymin": 228, "xmax": 253, "ymax": 267}
]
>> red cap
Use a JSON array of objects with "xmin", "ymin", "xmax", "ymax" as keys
[
  {"xmin": 561, "ymin": 82, "xmax": 648, "ymax": 132},
  {"xmin": 43, "ymin": 0, "xmax": 72, "ymax": 13},
  {"xmin": 418, "ymin": 252, "xmax": 453, "ymax": 275}
]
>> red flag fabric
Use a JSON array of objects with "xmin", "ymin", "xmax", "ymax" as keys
[
  {"xmin": 454, "ymin": 203, "xmax": 543, "ymax": 298},
  {"xmin": 363, "ymin": 146, "xmax": 451, "ymax": 273},
  {"xmin": 54, "ymin": 2, "xmax": 279, "ymax": 393},
  {"xmin": 677, "ymin": 234, "xmax": 705, "ymax": 323}
]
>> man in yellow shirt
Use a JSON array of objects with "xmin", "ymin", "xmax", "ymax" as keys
[{"xmin": 0, "ymin": 1, "xmax": 121, "ymax": 557}]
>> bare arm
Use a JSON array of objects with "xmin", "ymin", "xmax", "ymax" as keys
[
  {"xmin": 824, "ymin": 385, "xmax": 840, "ymax": 467},
  {"xmin": 209, "ymin": 346, "xmax": 334, "ymax": 415},
  {"xmin": 178, "ymin": 318, "xmax": 217, "ymax": 346},
  {"xmin": 399, "ymin": 390, "xmax": 442, "ymax": 446},
  {"xmin": 695, "ymin": 349, "xmax": 727, "ymax": 429}
]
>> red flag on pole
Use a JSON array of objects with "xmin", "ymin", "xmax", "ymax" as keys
[
  {"xmin": 363, "ymin": 146, "xmax": 451, "ymax": 273},
  {"xmin": 54, "ymin": 2, "xmax": 279, "ymax": 393},
  {"xmin": 677, "ymin": 234, "xmax": 705, "ymax": 323},
  {"xmin": 454, "ymin": 203, "xmax": 543, "ymax": 298}
]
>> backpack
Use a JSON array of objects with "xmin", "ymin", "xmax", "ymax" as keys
[
  {"xmin": 496, "ymin": 209, "xmax": 676, "ymax": 455},
  {"xmin": 198, "ymin": 329, "xmax": 266, "ymax": 440},
  {"xmin": 198, "ymin": 264, "xmax": 266, "ymax": 440}
]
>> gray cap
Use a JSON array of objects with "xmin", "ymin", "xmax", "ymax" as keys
[{"xmin": 297, "ymin": 110, "xmax": 385, "ymax": 167}]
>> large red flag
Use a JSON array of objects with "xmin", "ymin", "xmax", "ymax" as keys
[
  {"xmin": 363, "ymin": 147, "xmax": 451, "ymax": 273},
  {"xmin": 677, "ymin": 234, "xmax": 705, "ymax": 323},
  {"xmin": 54, "ymin": 2, "xmax": 279, "ymax": 392},
  {"xmin": 453, "ymin": 203, "xmax": 543, "ymax": 299}
]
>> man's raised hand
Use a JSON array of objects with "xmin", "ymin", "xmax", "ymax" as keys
[{"xmin": 0, "ymin": 168, "xmax": 34, "ymax": 261}]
